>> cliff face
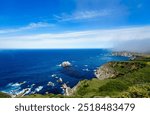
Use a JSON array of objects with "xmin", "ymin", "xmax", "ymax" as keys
[
  {"xmin": 63, "ymin": 82, "xmax": 80, "ymax": 96},
  {"xmin": 65, "ymin": 61, "xmax": 146, "ymax": 96},
  {"xmin": 95, "ymin": 61, "xmax": 146, "ymax": 80},
  {"xmin": 69, "ymin": 60, "xmax": 149, "ymax": 98},
  {"xmin": 95, "ymin": 62, "xmax": 116, "ymax": 80}
]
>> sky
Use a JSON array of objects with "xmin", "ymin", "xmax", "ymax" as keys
[{"xmin": 0, "ymin": 0, "xmax": 150, "ymax": 51}]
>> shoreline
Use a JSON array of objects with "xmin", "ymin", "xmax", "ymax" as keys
[
  {"xmin": 0, "ymin": 51, "xmax": 150, "ymax": 98},
  {"xmin": 58, "ymin": 52, "xmax": 150, "ymax": 97}
]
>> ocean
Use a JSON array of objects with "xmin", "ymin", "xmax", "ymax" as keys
[{"xmin": 0, "ymin": 49, "xmax": 129, "ymax": 96}]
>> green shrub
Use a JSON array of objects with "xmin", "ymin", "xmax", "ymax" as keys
[
  {"xmin": 99, "ymin": 80, "xmax": 128, "ymax": 92},
  {"xmin": 119, "ymin": 84, "xmax": 150, "ymax": 98},
  {"xmin": 0, "ymin": 92, "xmax": 11, "ymax": 98}
]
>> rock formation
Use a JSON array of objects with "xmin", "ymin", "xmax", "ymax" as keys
[
  {"xmin": 62, "ymin": 83, "xmax": 72, "ymax": 96},
  {"xmin": 95, "ymin": 62, "xmax": 116, "ymax": 80},
  {"xmin": 57, "ymin": 78, "xmax": 63, "ymax": 83},
  {"xmin": 61, "ymin": 61, "xmax": 72, "ymax": 67}
]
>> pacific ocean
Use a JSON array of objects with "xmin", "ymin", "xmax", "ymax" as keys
[{"xmin": 0, "ymin": 49, "xmax": 129, "ymax": 96}]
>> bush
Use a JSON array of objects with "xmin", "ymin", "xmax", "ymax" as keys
[
  {"xmin": 0, "ymin": 92, "xmax": 11, "ymax": 98},
  {"xmin": 119, "ymin": 84, "xmax": 150, "ymax": 98},
  {"xmin": 99, "ymin": 80, "xmax": 128, "ymax": 92}
]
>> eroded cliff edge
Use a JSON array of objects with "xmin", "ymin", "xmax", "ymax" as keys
[{"xmin": 64, "ymin": 56, "xmax": 150, "ymax": 97}]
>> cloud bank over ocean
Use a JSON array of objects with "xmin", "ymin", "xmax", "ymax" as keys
[
  {"xmin": 0, "ymin": 25, "xmax": 150, "ymax": 52},
  {"xmin": 113, "ymin": 39, "xmax": 150, "ymax": 53}
]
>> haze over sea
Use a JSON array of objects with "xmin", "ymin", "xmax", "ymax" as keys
[{"xmin": 0, "ymin": 49, "xmax": 129, "ymax": 96}]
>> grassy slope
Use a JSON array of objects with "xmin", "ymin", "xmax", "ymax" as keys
[
  {"xmin": 25, "ymin": 56, "xmax": 150, "ymax": 98},
  {"xmin": 0, "ymin": 92, "xmax": 11, "ymax": 98},
  {"xmin": 24, "ymin": 94, "xmax": 65, "ymax": 98},
  {"xmin": 72, "ymin": 59, "xmax": 150, "ymax": 98}
]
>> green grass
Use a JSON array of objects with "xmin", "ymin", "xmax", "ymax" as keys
[
  {"xmin": 72, "ymin": 60, "xmax": 150, "ymax": 98},
  {"xmin": 0, "ymin": 92, "xmax": 11, "ymax": 98},
  {"xmin": 118, "ymin": 83, "xmax": 150, "ymax": 98}
]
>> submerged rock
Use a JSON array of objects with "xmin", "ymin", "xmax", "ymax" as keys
[
  {"xmin": 35, "ymin": 86, "xmax": 43, "ymax": 92},
  {"xmin": 57, "ymin": 78, "xmax": 63, "ymax": 83},
  {"xmin": 18, "ymin": 81, "xmax": 26, "ymax": 85},
  {"xmin": 61, "ymin": 61, "xmax": 72, "ymax": 67},
  {"xmin": 47, "ymin": 82, "xmax": 55, "ymax": 86},
  {"xmin": 51, "ymin": 74, "xmax": 57, "ymax": 77},
  {"xmin": 82, "ymin": 68, "xmax": 90, "ymax": 71}
]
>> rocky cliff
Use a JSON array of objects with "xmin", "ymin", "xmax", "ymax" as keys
[
  {"xmin": 95, "ymin": 62, "xmax": 116, "ymax": 80},
  {"xmin": 95, "ymin": 61, "xmax": 145, "ymax": 80}
]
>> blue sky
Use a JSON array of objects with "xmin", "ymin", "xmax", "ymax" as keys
[{"xmin": 0, "ymin": 0, "xmax": 150, "ymax": 50}]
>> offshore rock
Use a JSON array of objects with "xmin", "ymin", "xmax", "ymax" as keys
[{"xmin": 61, "ymin": 61, "xmax": 72, "ymax": 67}]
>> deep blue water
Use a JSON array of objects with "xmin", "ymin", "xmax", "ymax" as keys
[{"xmin": 0, "ymin": 49, "xmax": 129, "ymax": 96}]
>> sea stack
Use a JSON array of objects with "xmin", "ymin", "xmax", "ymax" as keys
[
  {"xmin": 62, "ymin": 83, "xmax": 72, "ymax": 96},
  {"xmin": 61, "ymin": 61, "xmax": 72, "ymax": 67},
  {"xmin": 57, "ymin": 78, "xmax": 63, "ymax": 83}
]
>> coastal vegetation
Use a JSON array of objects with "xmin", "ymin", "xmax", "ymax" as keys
[
  {"xmin": 71, "ymin": 55, "xmax": 150, "ymax": 98},
  {"xmin": 0, "ymin": 92, "xmax": 11, "ymax": 98}
]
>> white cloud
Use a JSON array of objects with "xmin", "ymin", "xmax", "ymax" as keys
[
  {"xmin": 0, "ymin": 25, "xmax": 150, "ymax": 49},
  {"xmin": 54, "ymin": 10, "xmax": 110, "ymax": 21},
  {"xmin": 0, "ymin": 22, "xmax": 53, "ymax": 34}
]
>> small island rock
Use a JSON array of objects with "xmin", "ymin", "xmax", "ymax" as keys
[{"xmin": 61, "ymin": 61, "xmax": 72, "ymax": 67}]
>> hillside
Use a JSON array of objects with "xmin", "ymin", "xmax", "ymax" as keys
[
  {"xmin": 70, "ymin": 61, "xmax": 150, "ymax": 98},
  {"xmin": 0, "ymin": 92, "xmax": 11, "ymax": 98}
]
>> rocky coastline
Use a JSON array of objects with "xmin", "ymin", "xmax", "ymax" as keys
[
  {"xmin": 62, "ymin": 51, "xmax": 149, "ymax": 97},
  {"xmin": 1, "ymin": 51, "xmax": 149, "ymax": 98},
  {"xmin": 111, "ymin": 51, "xmax": 141, "ymax": 60}
]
